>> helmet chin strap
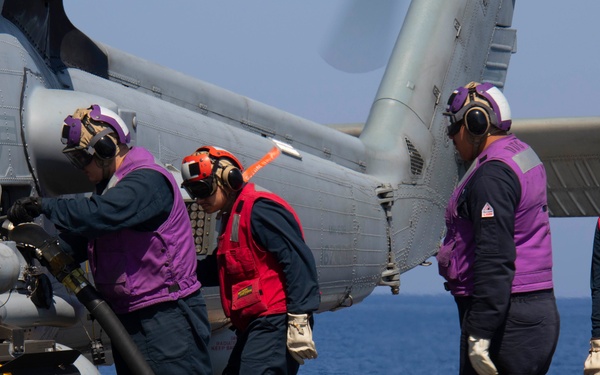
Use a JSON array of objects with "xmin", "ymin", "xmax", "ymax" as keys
[
  {"xmin": 93, "ymin": 156, "xmax": 115, "ymax": 181},
  {"xmin": 215, "ymin": 186, "xmax": 239, "ymax": 221},
  {"xmin": 467, "ymin": 132, "xmax": 486, "ymax": 161},
  {"xmin": 101, "ymin": 164, "xmax": 112, "ymax": 181},
  {"xmin": 467, "ymin": 127, "xmax": 505, "ymax": 161}
]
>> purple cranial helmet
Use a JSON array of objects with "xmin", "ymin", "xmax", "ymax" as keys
[
  {"xmin": 445, "ymin": 82, "xmax": 512, "ymax": 136},
  {"xmin": 60, "ymin": 104, "xmax": 131, "ymax": 169}
]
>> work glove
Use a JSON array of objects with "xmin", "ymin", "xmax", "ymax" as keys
[
  {"xmin": 287, "ymin": 313, "xmax": 317, "ymax": 364},
  {"xmin": 7, "ymin": 197, "xmax": 43, "ymax": 225},
  {"xmin": 468, "ymin": 335, "xmax": 498, "ymax": 375},
  {"xmin": 584, "ymin": 338, "xmax": 600, "ymax": 374}
]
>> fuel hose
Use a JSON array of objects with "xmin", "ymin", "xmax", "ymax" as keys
[{"xmin": 9, "ymin": 223, "xmax": 155, "ymax": 375}]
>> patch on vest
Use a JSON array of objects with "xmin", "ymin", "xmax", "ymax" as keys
[
  {"xmin": 481, "ymin": 202, "xmax": 494, "ymax": 218},
  {"xmin": 237, "ymin": 285, "xmax": 253, "ymax": 299},
  {"xmin": 231, "ymin": 279, "xmax": 264, "ymax": 311}
]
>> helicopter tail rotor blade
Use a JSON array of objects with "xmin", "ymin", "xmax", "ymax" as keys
[{"xmin": 318, "ymin": 0, "xmax": 408, "ymax": 73}]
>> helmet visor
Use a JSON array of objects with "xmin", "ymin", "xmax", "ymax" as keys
[
  {"xmin": 182, "ymin": 177, "xmax": 216, "ymax": 199},
  {"xmin": 64, "ymin": 149, "xmax": 94, "ymax": 170}
]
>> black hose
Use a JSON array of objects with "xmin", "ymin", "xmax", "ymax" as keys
[
  {"xmin": 8, "ymin": 223, "xmax": 155, "ymax": 375},
  {"xmin": 76, "ymin": 286, "xmax": 155, "ymax": 375}
]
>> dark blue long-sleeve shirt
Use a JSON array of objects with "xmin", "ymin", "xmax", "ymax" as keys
[
  {"xmin": 41, "ymin": 169, "xmax": 173, "ymax": 258},
  {"xmin": 459, "ymin": 160, "xmax": 520, "ymax": 338},
  {"xmin": 251, "ymin": 198, "xmax": 320, "ymax": 313}
]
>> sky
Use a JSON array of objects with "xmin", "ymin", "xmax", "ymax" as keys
[{"xmin": 62, "ymin": 0, "xmax": 600, "ymax": 298}]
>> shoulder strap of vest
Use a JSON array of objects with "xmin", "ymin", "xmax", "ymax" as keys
[
  {"xmin": 230, "ymin": 213, "xmax": 241, "ymax": 242},
  {"xmin": 230, "ymin": 189, "xmax": 248, "ymax": 242},
  {"xmin": 229, "ymin": 183, "xmax": 276, "ymax": 242}
]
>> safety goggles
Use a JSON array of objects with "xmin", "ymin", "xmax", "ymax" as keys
[
  {"xmin": 64, "ymin": 149, "xmax": 94, "ymax": 170},
  {"xmin": 446, "ymin": 120, "xmax": 463, "ymax": 137},
  {"xmin": 182, "ymin": 177, "xmax": 216, "ymax": 200}
]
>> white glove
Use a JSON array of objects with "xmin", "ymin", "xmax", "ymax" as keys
[
  {"xmin": 468, "ymin": 335, "xmax": 498, "ymax": 375},
  {"xmin": 286, "ymin": 313, "xmax": 318, "ymax": 364},
  {"xmin": 584, "ymin": 338, "xmax": 600, "ymax": 375}
]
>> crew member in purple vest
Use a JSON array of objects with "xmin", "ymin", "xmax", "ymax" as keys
[
  {"xmin": 181, "ymin": 145, "xmax": 320, "ymax": 375},
  {"xmin": 7, "ymin": 105, "xmax": 212, "ymax": 374},
  {"xmin": 437, "ymin": 82, "xmax": 560, "ymax": 375},
  {"xmin": 584, "ymin": 218, "xmax": 600, "ymax": 374}
]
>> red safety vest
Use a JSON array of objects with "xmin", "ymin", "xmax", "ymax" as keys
[{"xmin": 218, "ymin": 183, "xmax": 303, "ymax": 331}]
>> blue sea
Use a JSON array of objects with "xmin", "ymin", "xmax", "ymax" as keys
[{"xmin": 99, "ymin": 294, "xmax": 590, "ymax": 374}]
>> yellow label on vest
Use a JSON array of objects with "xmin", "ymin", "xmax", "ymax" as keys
[{"xmin": 237, "ymin": 285, "xmax": 253, "ymax": 298}]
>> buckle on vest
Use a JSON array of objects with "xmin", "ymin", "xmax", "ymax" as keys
[{"xmin": 168, "ymin": 283, "xmax": 181, "ymax": 293}]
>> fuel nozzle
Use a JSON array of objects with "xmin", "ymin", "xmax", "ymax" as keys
[{"xmin": 8, "ymin": 223, "xmax": 88, "ymax": 293}]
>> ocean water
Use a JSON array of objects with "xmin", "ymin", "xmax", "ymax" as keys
[
  {"xmin": 302, "ymin": 294, "xmax": 589, "ymax": 374},
  {"xmin": 98, "ymin": 294, "xmax": 590, "ymax": 374}
]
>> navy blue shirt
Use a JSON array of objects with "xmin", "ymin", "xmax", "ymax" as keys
[
  {"xmin": 458, "ymin": 160, "xmax": 521, "ymax": 338},
  {"xmin": 42, "ymin": 169, "xmax": 173, "ymax": 259},
  {"xmin": 251, "ymin": 198, "xmax": 320, "ymax": 313}
]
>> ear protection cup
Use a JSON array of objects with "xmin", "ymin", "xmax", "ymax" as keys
[
  {"xmin": 219, "ymin": 162, "xmax": 244, "ymax": 191},
  {"xmin": 449, "ymin": 91, "xmax": 498, "ymax": 137},
  {"xmin": 446, "ymin": 82, "xmax": 509, "ymax": 134},
  {"xmin": 464, "ymin": 106, "xmax": 492, "ymax": 136},
  {"xmin": 85, "ymin": 124, "xmax": 119, "ymax": 160}
]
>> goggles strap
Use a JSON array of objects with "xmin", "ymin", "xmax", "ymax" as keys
[{"xmin": 88, "ymin": 128, "xmax": 113, "ymax": 151}]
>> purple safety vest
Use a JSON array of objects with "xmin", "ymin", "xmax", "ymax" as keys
[
  {"xmin": 88, "ymin": 147, "xmax": 200, "ymax": 313},
  {"xmin": 437, "ymin": 135, "xmax": 553, "ymax": 296}
]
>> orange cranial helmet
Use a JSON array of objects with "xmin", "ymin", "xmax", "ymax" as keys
[{"xmin": 181, "ymin": 146, "xmax": 244, "ymax": 199}]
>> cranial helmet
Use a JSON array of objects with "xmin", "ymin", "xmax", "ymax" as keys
[
  {"xmin": 181, "ymin": 145, "xmax": 244, "ymax": 199},
  {"xmin": 445, "ymin": 81, "xmax": 512, "ymax": 136},
  {"xmin": 61, "ymin": 104, "xmax": 131, "ymax": 169}
]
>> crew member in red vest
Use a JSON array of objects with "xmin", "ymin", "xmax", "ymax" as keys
[{"xmin": 181, "ymin": 145, "xmax": 320, "ymax": 375}]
